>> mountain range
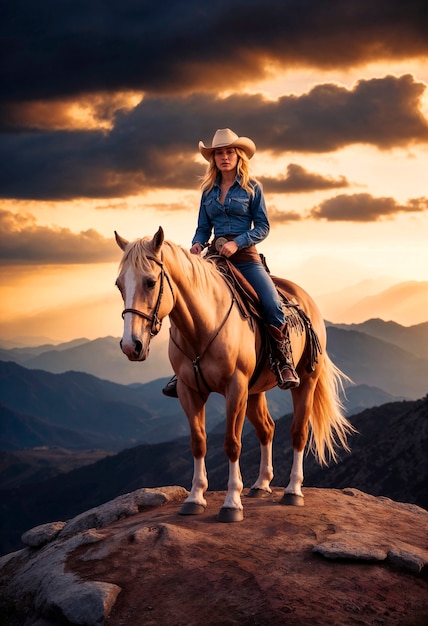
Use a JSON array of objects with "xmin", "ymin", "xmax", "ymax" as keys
[
  {"xmin": 1, "ymin": 318, "xmax": 428, "ymax": 392},
  {"xmin": 1, "ymin": 395, "xmax": 426, "ymax": 557},
  {"xmin": 0, "ymin": 317, "xmax": 427, "ymax": 556}
]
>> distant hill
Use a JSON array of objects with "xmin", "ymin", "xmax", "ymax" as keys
[
  {"xmin": 326, "ymin": 326, "xmax": 428, "ymax": 398},
  {"xmin": 1, "ymin": 319, "xmax": 427, "ymax": 395},
  {"xmin": 0, "ymin": 358, "xmax": 405, "ymax": 456},
  {"xmin": 0, "ymin": 362, "xmax": 231, "ymax": 452},
  {"xmin": 0, "ymin": 335, "xmax": 170, "ymax": 385},
  {"xmin": 340, "ymin": 281, "xmax": 428, "ymax": 326},
  {"xmin": 0, "ymin": 403, "xmax": 100, "ymax": 451},
  {"xmin": 318, "ymin": 280, "xmax": 428, "ymax": 325},
  {"xmin": 328, "ymin": 318, "xmax": 428, "ymax": 359},
  {"xmin": 1, "ymin": 395, "xmax": 426, "ymax": 557}
]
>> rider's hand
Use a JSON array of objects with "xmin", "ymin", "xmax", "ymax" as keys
[
  {"xmin": 190, "ymin": 243, "xmax": 203, "ymax": 255},
  {"xmin": 220, "ymin": 241, "xmax": 239, "ymax": 258}
]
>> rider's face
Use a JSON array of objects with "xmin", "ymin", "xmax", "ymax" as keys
[{"xmin": 214, "ymin": 147, "xmax": 238, "ymax": 173}]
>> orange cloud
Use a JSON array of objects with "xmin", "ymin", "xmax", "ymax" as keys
[
  {"xmin": 0, "ymin": 209, "xmax": 117, "ymax": 264},
  {"xmin": 310, "ymin": 193, "xmax": 428, "ymax": 222}
]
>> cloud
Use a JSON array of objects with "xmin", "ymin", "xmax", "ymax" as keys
[
  {"xmin": 260, "ymin": 164, "xmax": 349, "ymax": 193},
  {"xmin": 2, "ymin": 1, "xmax": 428, "ymax": 104},
  {"xmin": 267, "ymin": 207, "xmax": 302, "ymax": 224},
  {"xmin": 0, "ymin": 93, "xmax": 142, "ymax": 132},
  {"xmin": 0, "ymin": 209, "xmax": 118, "ymax": 263},
  {"xmin": 310, "ymin": 193, "xmax": 428, "ymax": 222},
  {"xmin": 1, "ymin": 75, "xmax": 427, "ymax": 200}
]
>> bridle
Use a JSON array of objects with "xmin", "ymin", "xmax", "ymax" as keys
[{"xmin": 121, "ymin": 255, "xmax": 174, "ymax": 336}]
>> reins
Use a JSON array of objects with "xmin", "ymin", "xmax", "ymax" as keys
[
  {"xmin": 121, "ymin": 255, "xmax": 174, "ymax": 337},
  {"xmin": 169, "ymin": 293, "xmax": 236, "ymax": 396}
]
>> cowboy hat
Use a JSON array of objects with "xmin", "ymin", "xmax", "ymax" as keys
[{"xmin": 199, "ymin": 128, "xmax": 256, "ymax": 161}]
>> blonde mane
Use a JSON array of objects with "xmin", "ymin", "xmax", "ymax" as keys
[{"xmin": 119, "ymin": 236, "xmax": 223, "ymax": 292}]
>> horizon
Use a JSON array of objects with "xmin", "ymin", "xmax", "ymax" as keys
[{"xmin": 1, "ymin": 2, "xmax": 428, "ymax": 342}]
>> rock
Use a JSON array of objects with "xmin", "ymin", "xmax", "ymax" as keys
[
  {"xmin": 1, "ymin": 487, "xmax": 427, "ymax": 626},
  {"xmin": 21, "ymin": 521, "xmax": 67, "ymax": 548}
]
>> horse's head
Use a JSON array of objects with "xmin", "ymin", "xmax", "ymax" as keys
[{"xmin": 115, "ymin": 227, "xmax": 174, "ymax": 361}]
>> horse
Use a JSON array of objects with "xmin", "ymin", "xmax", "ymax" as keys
[{"xmin": 115, "ymin": 227, "xmax": 354, "ymax": 522}]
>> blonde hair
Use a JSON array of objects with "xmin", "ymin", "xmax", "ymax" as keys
[{"xmin": 200, "ymin": 147, "xmax": 258, "ymax": 196}]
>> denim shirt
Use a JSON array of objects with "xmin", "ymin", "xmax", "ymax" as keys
[{"xmin": 192, "ymin": 176, "xmax": 270, "ymax": 250}]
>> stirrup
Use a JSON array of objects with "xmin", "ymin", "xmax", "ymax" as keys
[
  {"xmin": 278, "ymin": 366, "xmax": 300, "ymax": 390},
  {"xmin": 270, "ymin": 359, "xmax": 300, "ymax": 390},
  {"xmin": 162, "ymin": 375, "xmax": 178, "ymax": 398}
]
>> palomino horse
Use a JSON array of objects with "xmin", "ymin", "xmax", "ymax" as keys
[{"xmin": 115, "ymin": 227, "xmax": 354, "ymax": 522}]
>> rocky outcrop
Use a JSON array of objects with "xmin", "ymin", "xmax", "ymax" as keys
[{"xmin": 0, "ymin": 486, "xmax": 427, "ymax": 626}]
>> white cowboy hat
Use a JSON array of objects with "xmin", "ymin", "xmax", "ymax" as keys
[{"xmin": 199, "ymin": 128, "xmax": 256, "ymax": 161}]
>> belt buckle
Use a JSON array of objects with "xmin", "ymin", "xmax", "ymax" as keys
[{"xmin": 215, "ymin": 237, "xmax": 228, "ymax": 252}]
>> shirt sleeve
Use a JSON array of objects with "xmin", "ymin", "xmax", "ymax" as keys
[
  {"xmin": 191, "ymin": 192, "xmax": 213, "ymax": 247},
  {"xmin": 234, "ymin": 182, "xmax": 270, "ymax": 249}
]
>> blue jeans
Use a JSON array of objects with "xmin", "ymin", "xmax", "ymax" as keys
[{"xmin": 234, "ymin": 261, "xmax": 285, "ymax": 327}]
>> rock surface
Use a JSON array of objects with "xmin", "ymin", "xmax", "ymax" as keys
[{"xmin": 0, "ymin": 486, "xmax": 427, "ymax": 626}]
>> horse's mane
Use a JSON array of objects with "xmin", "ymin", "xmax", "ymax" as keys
[{"xmin": 119, "ymin": 236, "xmax": 222, "ymax": 291}]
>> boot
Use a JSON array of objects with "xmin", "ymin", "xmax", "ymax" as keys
[
  {"xmin": 267, "ymin": 325, "xmax": 300, "ymax": 390},
  {"xmin": 162, "ymin": 375, "xmax": 178, "ymax": 398}
]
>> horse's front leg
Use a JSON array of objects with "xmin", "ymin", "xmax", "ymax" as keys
[
  {"xmin": 178, "ymin": 385, "xmax": 209, "ymax": 515},
  {"xmin": 217, "ymin": 384, "xmax": 248, "ymax": 522}
]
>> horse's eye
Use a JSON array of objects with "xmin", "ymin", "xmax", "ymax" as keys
[{"xmin": 146, "ymin": 277, "xmax": 156, "ymax": 289}]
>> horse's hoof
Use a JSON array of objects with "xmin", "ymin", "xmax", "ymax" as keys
[
  {"xmin": 179, "ymin": 502, "xmax": 206, "ymax": 515},
  {"xmin": 217, "ymin": 507, "xmax": 244, "ymax": 523},
  {"xmin": 246, "ymin": 488, "xmax": 271, "ymax": 499},
  {"xmin": 280, "ymin": 493, "xmax": 304, "ymax": 506}
]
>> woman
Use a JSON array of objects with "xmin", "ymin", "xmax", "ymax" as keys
[{"xmin": 163, "ymin": 128, "xmax": 299, "ymax": 397}]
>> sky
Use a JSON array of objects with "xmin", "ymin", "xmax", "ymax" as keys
[{"xmin": 1, "ymin": 0, "xmax": 428, "ymax": 345}]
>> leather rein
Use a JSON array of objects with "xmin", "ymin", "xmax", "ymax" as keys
[{"xmin": 121, "ymin": 255, "xmax": 174, "ymax": 337}]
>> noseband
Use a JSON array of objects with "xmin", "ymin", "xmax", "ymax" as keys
[{"xmin": 121, "ymin": 255, "xmax": 174, "ymax": 336}]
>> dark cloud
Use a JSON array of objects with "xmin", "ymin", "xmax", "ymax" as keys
[
  {"xmin": 1, "ymin": 75, "xmax": 427, "ymax": 200},
  {"xmin": 260, "ymin": 164, "xmax": 349, "ymax": 193},
  {"xmin": 310, "ymin": 193, "xmax": 428, "ymax": 222},
  {"xmin": 1, "ymin": 1, "xmax": 428, "ymax": 103},
  {"xmin": 0, "ymin": 209, "xmax": 118, "ymax": 263}
]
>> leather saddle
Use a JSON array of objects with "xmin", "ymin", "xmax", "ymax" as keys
[{"xmin": 210, "ymin": 255, "xmax": 322, "ymax": 375}]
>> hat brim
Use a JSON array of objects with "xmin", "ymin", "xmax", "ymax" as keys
[{"xmin": 199, "ymin": 137, "xmax": 256, "ymax": 161}]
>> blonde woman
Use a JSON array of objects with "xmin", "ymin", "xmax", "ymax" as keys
[{"xmin": 163, "ymin": 129, "xmax": 299, "ymax": 397}]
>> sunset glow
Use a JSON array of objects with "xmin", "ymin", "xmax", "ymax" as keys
[{"xmin": 1, "ymin": 2, "xmax": 428, "ymax": 342}]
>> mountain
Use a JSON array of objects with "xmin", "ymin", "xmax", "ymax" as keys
[
  {"xmin": 0, "ymin": 335, "xmax": 171, "ymax": 385},
  {"xmin": 0, "ymin": 403, "xmax": 100, "ymax": 451},
  {"xmin": 328, "ymin": 318, "xmax": 428, "ymax": 359},
  {"xmin": 318, "ymin": 280, "xmax": 428, "ymax": 325},
  {"xmin": 0, "ymin": 358, "xmax": 405, "ymax": 456},
  {"xmin": 326, "ymin": 326, "xmax": 428, "ymax": 398},
  {"xmin": 340, "ymin": 281, "xmax": 428, "ymax": 325},
  {"xmin": 1, "ymin": 319, "xmax": 427, "ymax": 394},
  {"xmin": 1, "ymin": 396, "xmax": 426, "ymax": 557},
  {"xmin": 0, "ymin": 361, "xmax": 233, "ymax": 452}
]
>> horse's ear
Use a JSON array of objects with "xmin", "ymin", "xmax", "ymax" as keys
[
  {"xmin": 115, "ymin": 231, "xmax": 129, "ymax": 251},
  {"xmin": 153, "ymin": 226, "xmax": 164, "ymax": 252}
]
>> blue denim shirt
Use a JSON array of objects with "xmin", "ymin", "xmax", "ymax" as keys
[{"xmin": 192, "ymin": 176, "xmax": 270, "ymax": 250}]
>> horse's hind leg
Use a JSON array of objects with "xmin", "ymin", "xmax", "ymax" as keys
[
  {"xmin": 281, "ymin": 378, "xmax": 317, "ymax": 506},
  {"xmin": 246, "ymin": 392, "xmax": 275, "ymax": 497}
]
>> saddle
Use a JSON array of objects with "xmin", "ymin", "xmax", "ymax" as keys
[{"xmin": 210, "ymin": 254, "xmax": 322, "ymax": 376}]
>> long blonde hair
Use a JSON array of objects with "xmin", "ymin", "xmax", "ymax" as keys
[{"xmin": 200, "ymin": 147, "xmax": 258, "ymax": 196}]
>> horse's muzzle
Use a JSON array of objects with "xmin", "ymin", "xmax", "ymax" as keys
[{"xmin": 120, "ymin": 336, "xmax": 150, "ymax": 361}]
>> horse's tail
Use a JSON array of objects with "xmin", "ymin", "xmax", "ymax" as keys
[{"xmin": 308, "ymin": 352, "xmax": 356, "ymax": 466}]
